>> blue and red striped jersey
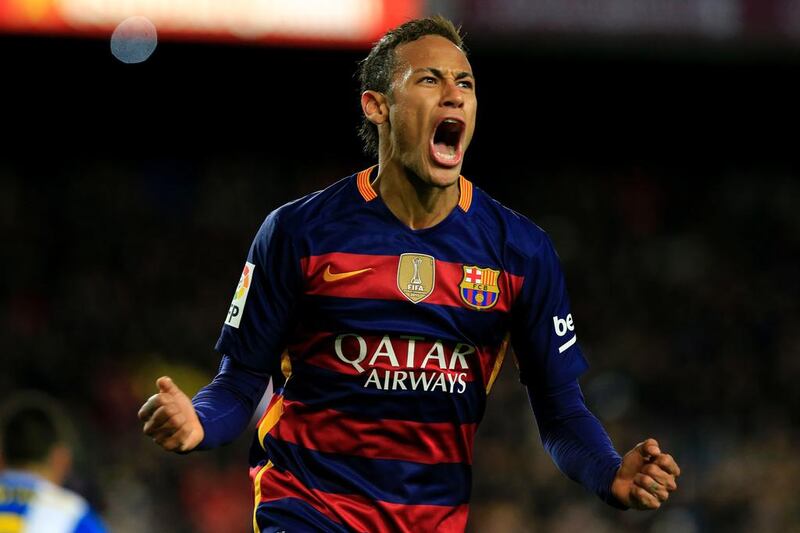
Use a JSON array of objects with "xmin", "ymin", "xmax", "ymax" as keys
[{"xmin": 215, "ymin": 166, "xmax": 589, "ymax": 532}]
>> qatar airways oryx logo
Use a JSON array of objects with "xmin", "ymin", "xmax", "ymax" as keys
[
  {"xmin": 333, "ymin": 333, "xmax": 473, "ymax": 394},
  {"xmin": 553, "ymin": 313, "xmax": 577, "ymax": 353}
]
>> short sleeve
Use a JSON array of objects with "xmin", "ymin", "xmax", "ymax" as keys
[
  {"xmin": 510, "ymin": 233, "xmax": 589, "ymax": 388},
  {"xmin": 215, "ymin": 210, "xmax": 302, "ymax": 373}
]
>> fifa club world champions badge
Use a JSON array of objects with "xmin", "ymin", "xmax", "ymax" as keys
[{"xmin": 397, "ymin": 253, "xmax": 435, "ymax": 303}]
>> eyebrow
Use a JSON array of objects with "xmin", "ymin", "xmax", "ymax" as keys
[{"xmin": 412, "ymin": 67, "xmax": 474, "ymax": 80}]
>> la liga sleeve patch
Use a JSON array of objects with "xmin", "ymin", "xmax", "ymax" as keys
[{"xmin": 225, "ymin": 261, "xmax": 255, "ymax": 328}]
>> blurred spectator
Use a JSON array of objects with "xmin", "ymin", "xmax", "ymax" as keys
[{"xmin": 0, "ymin": 391, "xmax": 107, "ymax": 533}]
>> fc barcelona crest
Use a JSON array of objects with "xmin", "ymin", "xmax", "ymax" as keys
[
  {"xmin": 459, "ymin": 265, "xmax": 501, "ymax": 310},
  {"xmin": 397, "ymin": 253, "xmax": 435, "ymax": 303}
]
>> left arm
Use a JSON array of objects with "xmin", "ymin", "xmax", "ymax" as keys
[
  {"xmin": 528, "ymin": 378, "xmax": 625, "ymax": 508},
  {"xmin": 529, "ymin": 378, "xmax": 681, "ymax": 510},
  {"xmin": 510, "ymin": 230, "xmax": 680, "ymax": 510}
]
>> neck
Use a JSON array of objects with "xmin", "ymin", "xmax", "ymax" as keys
[
  {"xmin": 9, "ymin": 463, "xmax": 59, "ymax": 484},
  {"xmin": 373, "ymin": 160, "xmax": 460, "ymax": 230}
]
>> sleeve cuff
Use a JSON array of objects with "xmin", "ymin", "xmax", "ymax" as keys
[{"xmin": 599, "ymin": 459, "xmax": 629, "ymax": 510}]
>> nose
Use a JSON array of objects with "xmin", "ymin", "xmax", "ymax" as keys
[{"xmin": 441, "ymin": 78, "xmax": 464, "ymax": 108}]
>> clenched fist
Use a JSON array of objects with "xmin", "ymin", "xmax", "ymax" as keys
[
  {"xmin": 611, "ymin": 438, "xmax": 681, "ymax": 510},
  {"xmin": 138, "ymin": 376, "xmax": 204, "ymax": 453}
]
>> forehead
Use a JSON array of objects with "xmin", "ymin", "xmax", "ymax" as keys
[{"xmin": 393, "ymin": 34, "xmax": 472, "ymax": 75}]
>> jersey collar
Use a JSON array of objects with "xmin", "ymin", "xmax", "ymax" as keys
[{"xmin": 356, "ymin": 165, "xmax": 473, "ymax": 213}]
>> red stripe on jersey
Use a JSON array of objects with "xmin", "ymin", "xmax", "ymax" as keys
[
  {"xmin": 270, "ymin": 399, "xmax": 477, "ymax": 465},
  {"xmin": 301, "ymin": 252, "xmax": 524, "ymax": 312},
  {"xmin": 258, "ymin": 467, "xmax": 469, "ymax": 533},
  {"xmin": 255, "ymin": 465, "xmax": 345, "ymax": 527}
]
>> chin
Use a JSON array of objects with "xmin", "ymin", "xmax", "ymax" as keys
[
  {"xmin": 425, "ymin": 165, "xmax": 462, "ymax": 188},
  {"xmin": 402, "ymin": 157, "xmax": 461, "ymax": 189}
]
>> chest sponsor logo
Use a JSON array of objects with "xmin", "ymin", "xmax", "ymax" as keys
[
  {"xmin": 459, "ymin": 265, "xmax": 501, "ymax": 310},
  {"xmin": 334, "ymin": 333, "xmax": 473, "ymax": 394},
  {"xmin": 397, "ymin": 253, "xmax": 435, "ymax": 303},
  {"xmin": 225, "ymin": 262, "xmax": 254, "ymax": 328}
]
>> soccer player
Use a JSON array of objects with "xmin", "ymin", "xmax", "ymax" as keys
[
  {"xmin": 138, "ymin": 16, "xmax": 680, "ymax": 532},
  {"xmin": 0, "ymin": 392, "xmax": 107, "ymax": 533}
]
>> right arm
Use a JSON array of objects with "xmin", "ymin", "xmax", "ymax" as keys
[
  {"xmin": 192, "ymin": 355, "xmax": 270, "ymax": 449},
  {"xmin": 138, "ymin": 209, "xmax": 301, "ymax": 452},
  {"xmin": 137, "ymin": 356, "xmax": 269, "ymax": 452}
]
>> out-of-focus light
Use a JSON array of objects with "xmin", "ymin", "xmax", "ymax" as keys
[
  {"xmin": 110, "ymin": 16, "xmax": 157, "ymax": 64},
  {"xmin": 61, "ymin": 0, "xmax": 379, "ymax": 39},
  {"xmin": 0, "ymin": 0, "xmax": 421, "ymax": 46}
]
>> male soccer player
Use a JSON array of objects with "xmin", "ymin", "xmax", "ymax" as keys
[
  {"xmin": 0, "ymin": 392, "xmax": 107, "ymax": 533},
  {"xmin": 139, "ymin": 16, "xmax": 680, "ymax": 532}
]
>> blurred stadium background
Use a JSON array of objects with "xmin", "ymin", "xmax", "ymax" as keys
[{"xmin": 2, "ymin": 0, "xmax": 799, "ymax": 531}]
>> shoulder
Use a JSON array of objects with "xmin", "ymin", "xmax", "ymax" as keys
[
  {"xmin": 470, "ymin": 184, "xmax": 554, "ymax": 261},
  {"xmin": 248, "ymin": 173, "xmax": 361, "ymax": 251},
  {"xmin": 73, "ymin": 510, "xmax": 108, "ymax": 533},
  {"xmin": 26, "ymin": 479, "xmax": 98, "ymax": 532},
  {"xmin": 264, "ymin": 173, "xmax": 360, "ymax": 238},
  {"xmin": 32, "ymin": 478, "xmax": 87, "ymax": 512}
]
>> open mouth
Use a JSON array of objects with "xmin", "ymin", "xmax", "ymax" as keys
[{"xmin": 430, "ymin": 118, "xmax": 465, "ymax": 168}]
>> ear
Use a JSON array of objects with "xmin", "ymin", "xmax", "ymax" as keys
[
  {"xmin": 48, "ymin": 444, "xmax": 72, "ymax": 485},
  {"xmin": 361, "ymin": 90, "xmax": 389, "ymax": 126}
]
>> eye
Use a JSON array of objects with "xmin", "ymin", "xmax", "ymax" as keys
[
  {"xmin": 457, "ymin": 80, "xmax": 474, "ymax": 89},
  {"xmin": 420, "ymin": 76, "xmax": 437, "ymax": 85}
]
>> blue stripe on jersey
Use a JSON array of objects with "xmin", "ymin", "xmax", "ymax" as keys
[
  {"xmin": 284, "ymin": 361, "xmax": 485, "ymax": 424},
  {"xmin": 298, "ymin": 295, "xmax": 510, "ymax": 349},
  {"xmin": 284, "ymin": 179, "xmax": 537, "ymax": 277},
  {"xmin": 299, "ymin": 205, "xmax": 523, "ymax": 276},
  {"xmin": 304, "ymin": 237, "xmax": 510, "ymax": 278},
  {"xmin": 0, "ymin": 502, "xmax": 28, "ymax": 515},
  {"xmin": 255, "ymin": 498, "xmax": 351, "ymax": 533},
  {"xmin": 263, "ymin": 437, "xmax": 472, "ymax": 507},
  {"xmin": 0, "ymin": 476, "xmax": 32, "ymax": 516}
]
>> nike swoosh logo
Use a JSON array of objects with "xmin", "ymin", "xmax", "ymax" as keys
[{"xmin": 323, "ymin": 265, "xmax": 373, "ymax": 282}]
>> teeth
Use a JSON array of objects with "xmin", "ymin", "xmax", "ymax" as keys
[
  {"xmin": 442, "ymin": 119, "xmax": 458, "ymax": 124},
  {"xmin": 436, "ymin": 147, "xmax": 457, "ymax": 159}
]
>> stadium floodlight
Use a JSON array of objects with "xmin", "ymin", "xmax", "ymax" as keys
[{"xmin": 0, "ymin": 0, "xmax": 422, "ymax": 47}]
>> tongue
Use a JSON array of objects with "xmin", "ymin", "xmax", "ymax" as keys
[{"xmin": 434, "ymin": 141, "xmax": 456, "ymax": 157}]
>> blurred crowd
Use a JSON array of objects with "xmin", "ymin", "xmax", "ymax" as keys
[{"xmin": 1, "ymin": 157, "xmax": 797, "ymax": 532}]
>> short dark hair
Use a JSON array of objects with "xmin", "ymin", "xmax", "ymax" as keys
[
  {"xmin": 357, "ymin": 15, "xmax": 465, "ymax": 157},
  {"xmin": 0, "ymin": 392, "xmax": 67, "ymax": 466}
]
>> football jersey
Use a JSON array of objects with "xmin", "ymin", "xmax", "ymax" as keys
[
  {"xmin": 0, "ymin": 471, "xmax": 106, "ymax": 533},
  {"xmin": 216, "ymin": 166, "xmax": 588, "ymax": 532}
]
